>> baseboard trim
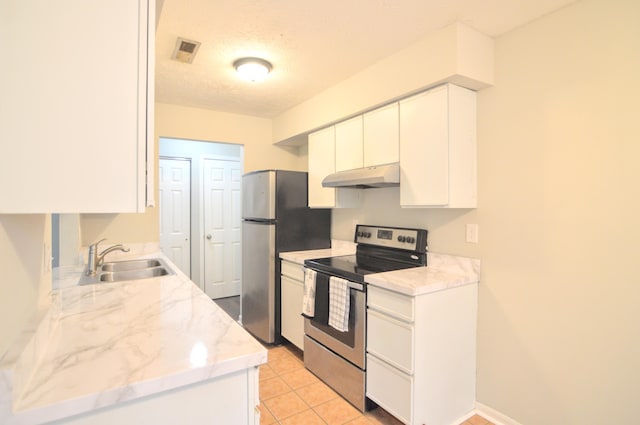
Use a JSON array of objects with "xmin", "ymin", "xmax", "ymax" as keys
[{"xmin": 474, "ymin": 402, "xmax": 522, "ymax": 425}]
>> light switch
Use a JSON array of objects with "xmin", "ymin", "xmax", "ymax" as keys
[{"xmin": 466, "ymin": 224, "xmax": 479, "ymax": 243}]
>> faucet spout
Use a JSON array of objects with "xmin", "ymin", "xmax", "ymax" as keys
[
  {"xmin": 97, "ymin": 244, "xmax": 130, "ymax": 265},
  {"xmin": 86, "ymin": 239, "xmax": 130, "ymax": 276}
]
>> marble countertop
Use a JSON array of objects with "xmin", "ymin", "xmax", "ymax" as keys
[
  {"xmin": 365, "ymin": 252, "xmax": 481, "ymax": 296},
  {"xmin": 0, "ymin": 248, "xmax": 267, "ymax": 425},
  {"xmin": 279, "ymin": 243, "xmax": 479, "ymax": 297},
  {"xmin": 279, "ymin": 240, "xmax": 356, "ymax": 265}
]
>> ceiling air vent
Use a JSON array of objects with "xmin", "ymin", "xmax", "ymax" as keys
[{"xmin": 171, "ymin": 37, "xmax": 201, "ymax": 64}]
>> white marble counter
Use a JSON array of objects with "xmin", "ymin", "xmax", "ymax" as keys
[
  {"xmin": 0, "ymin": 249, "xmax": 267, "ymax": 425},
  {"xmin": 279, "ymin": 240, "xmax": 356, "ymax": 265},
  {"xmin": 365, "ymin": 252, "xmax": 480, "ymax": 296}
]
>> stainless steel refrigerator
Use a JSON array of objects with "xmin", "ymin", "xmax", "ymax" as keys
[{"xmin": 241, "ymin": 170, "xmax": 331, "ymax": 344}]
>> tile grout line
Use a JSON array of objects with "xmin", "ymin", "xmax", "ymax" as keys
[{"xmin": 263, "ymin": 344, "xmax": 491, "ymax": 425}]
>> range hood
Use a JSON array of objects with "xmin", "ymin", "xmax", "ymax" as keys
[{"xmin": 322, "ymin": 163, "xmax": 400, "ymax": 188}]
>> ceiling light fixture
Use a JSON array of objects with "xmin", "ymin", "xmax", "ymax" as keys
[{"xmin": 233, "ymin": 57, "xmax": 272, "ymax": 82}]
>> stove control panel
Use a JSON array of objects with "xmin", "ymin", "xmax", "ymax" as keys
[{"xmin": 355, "ymin": 225, "xmax": 427, "ymax": 252}]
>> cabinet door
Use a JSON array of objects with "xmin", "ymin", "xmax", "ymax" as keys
[
  {"xmin": 281, "ymin": 275, "xmax": 304, "ymax": 350},
  {"xmin": 363, "ymin": 103, "xmax": 399, "ymax": 167},
  {"xmin": 399, "ymin": 85, "xmax": 449, "ymax": 207},
  {"xmin": 335, "ymin": 116, "xmax": 363, "ymax": 172},
  {"xmin": 399, "ymin": 84, "xmax": 477, "ymax": 208},
  {"xmin": 0, "ymin": 0, "xmax": 151, "ymax": 213},
  {"xmin": 308, "ymin": 127, "xmax": 336, "ymax": 208}
]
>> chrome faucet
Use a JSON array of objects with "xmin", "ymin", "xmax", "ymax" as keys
[{"xmin": 86, "ymin": 238, "xmax": 130, "ymax": 276}]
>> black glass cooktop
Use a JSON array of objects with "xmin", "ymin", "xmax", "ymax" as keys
[{"xmin": 304, "ymin": 253, "xmax": 423, "ymax": 284}]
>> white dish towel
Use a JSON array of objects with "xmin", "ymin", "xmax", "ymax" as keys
[
  {"xmin": 328, "ymin": 276, "xmax": 350, "ymax": 332},
  {"xmin": 302, "ymin": 268, "xmax": 317, "ymax": 318}
]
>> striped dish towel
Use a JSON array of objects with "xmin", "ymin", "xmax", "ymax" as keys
[
  {"xmin": 302, "ymin": 268, "xmax": 317, "ymax": 318},
  {"xmin": 328, "ymin": 276, "xmax": 350, "ymax": 332}
]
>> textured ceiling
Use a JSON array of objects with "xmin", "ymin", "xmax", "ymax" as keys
[{"xmin": 155, "ymin": 0, "xmax": 576, "ymax": 118}]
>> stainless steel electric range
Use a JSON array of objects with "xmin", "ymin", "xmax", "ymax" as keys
[{"xmin": 303, "ymin": 224, "xmax": 428, "ymax": 411}]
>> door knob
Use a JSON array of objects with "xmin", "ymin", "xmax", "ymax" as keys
[{"xmin": 206, "ymin": 234, "xmax": 212, "ymax": 240}]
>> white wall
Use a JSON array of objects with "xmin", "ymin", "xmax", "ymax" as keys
[
  {"xmin": 334, "ymin": 0, "xmax": 640, "ymax": 423},
  {"xmin": 0, "ymin": 215, "xmax": 51, "ymax": 355},
  {"xmin": 476, "ymin": 0, "xmax": 639, "ymax": 422},
  {"xmin": 80, "ymin": 102, "xmax": 306, "ymax": 246}
]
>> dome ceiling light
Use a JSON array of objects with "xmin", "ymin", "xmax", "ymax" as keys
[{"xmin": 233, "ymin": 57, "xmax": 272, "ymax": 82}]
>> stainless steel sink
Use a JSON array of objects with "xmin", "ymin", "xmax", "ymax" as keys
[
  {"xmin": 99, "ymin": 267, "xmax": 171, "ymax": 282},
  {"xmin": 78, "ymin": 257, "xmax": 175, "ymax": 285},
  {"xmin": 100, "ymin": 259, "xmax": 162, "ymax": 272}
]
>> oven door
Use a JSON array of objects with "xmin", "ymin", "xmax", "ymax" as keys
[{"xmin": 303, "ymin": 269, "xmax": 366, "ymax": 369}]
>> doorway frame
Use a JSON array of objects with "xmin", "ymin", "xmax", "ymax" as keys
[{"xmin": 158, "ymin": 137, "xmax": 244, "ymax": 294}]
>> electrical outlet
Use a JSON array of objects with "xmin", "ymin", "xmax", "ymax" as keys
[{"xmin": 466, "ymin": 224, "xmax": 479, "ymax": 243}]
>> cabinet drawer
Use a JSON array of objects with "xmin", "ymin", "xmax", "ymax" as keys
[
  {"xmin": 366, "ymin": 354, "xmax": 412, "ymax": 424},
  {"xmin": 367, "ymin": 309, "xmax": 414, "ymax": 374},
  {"xmin": 367, "ymin": 286, "xmax": 414, "ymax": 322},
  {"xmin": 281, "ymin": 260, "xmax": 304, "ymax": 281}
]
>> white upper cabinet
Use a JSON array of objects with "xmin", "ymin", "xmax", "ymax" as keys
[
  {"xmin": 308, "ymin": 126, "xmax": 362, "ymax": 209},
  {"xmin": 399, "ymin": 84, "xmax": 477, "ymax": 208},
  {"xmin": 0, "ymin": 0, "xmax": 154, "ymax": 213},
  {"xmin": 335, "ymin": 116, "xmax": 363, "ymax": 172},
  {"xmin": 308, "ymin": 127, "xmax": 337, "ymax": 208},
  {"xmin": 363, "ymin": 103, "xmax": 400, "ymax": 167}
]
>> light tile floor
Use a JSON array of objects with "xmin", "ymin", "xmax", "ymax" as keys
[{"xmin": 259, "ymin": 343, "xmax": 494, "ymax": 425}]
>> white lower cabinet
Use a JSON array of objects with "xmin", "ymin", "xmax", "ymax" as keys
[
  {"xmin": 280, "ymin": 260, "xmax": 305, "ymax": 350},
  {"xmin": 366, "ymin": 284, "xmax": 478, "ymax": 425},
  {"xmin": 57, "ymin": 367, "xmax": 260, "ymax": 425}
]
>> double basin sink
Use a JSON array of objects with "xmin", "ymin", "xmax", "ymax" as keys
[{"xmin": 79, "ymin": 257, "xmax": 175, "ymax": 285}]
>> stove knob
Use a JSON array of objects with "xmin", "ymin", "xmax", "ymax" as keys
[
  {"xmin": 407, "ymin": 236, "xmax": 415, "ymax": 244},
  {"xmin": 365, "ymin": 232, "xmax": 372, "ymax": 238},
  {"xmin": 397, "ymin": 235, "xmax": 406, "ymax": 242},
  {"xmin": 357, "ymin": 231, "xmax": 362, "ymax": 237}
]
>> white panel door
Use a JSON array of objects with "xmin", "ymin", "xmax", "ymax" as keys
[
  {"xmin": 203, "ymin": 159, "xmax": 242, "ymax": 299},
  {"xmin": 159, "ymin": 158, "xmax": 191, "ymax": 277}
]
